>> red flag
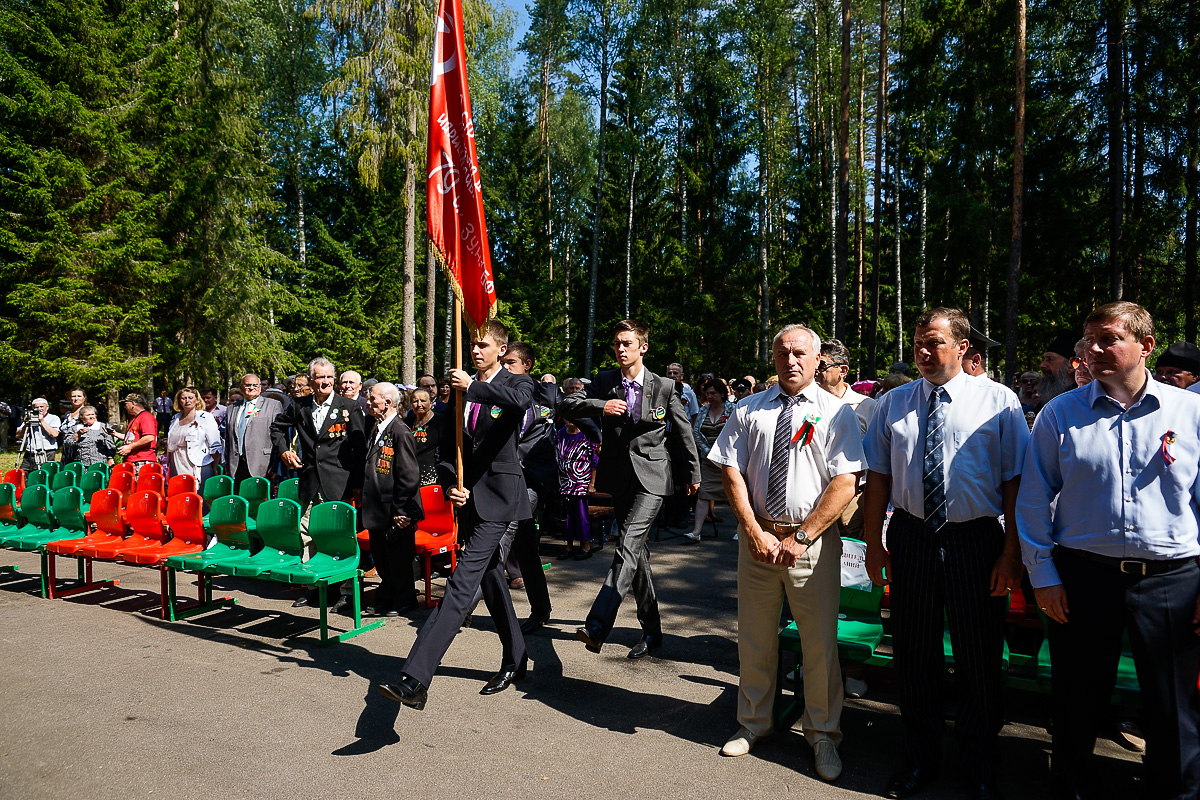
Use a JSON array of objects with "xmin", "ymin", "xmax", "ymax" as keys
[{"xmin": 427, "ymin": 0, "xmax": 496, "ymax": 334}]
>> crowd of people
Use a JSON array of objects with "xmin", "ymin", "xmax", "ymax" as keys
[{"xmin": 8, "ymin": 301, "xmax": 1200, "ymax": 799}]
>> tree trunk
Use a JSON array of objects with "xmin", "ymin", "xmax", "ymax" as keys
[
  {"xmin": 443, "ymin": 270, "xmax": 453, "ymax": 373},
  {"xmin": 1107, "ymin": 0, "xmax": 1126, "ymax": 299},
  {"xmin": 402, "ymin": 153, "xmax": 417, "ymax": 385},
  {"xmin": 759, "ymin": 108, "xmax": 771, "ymax": 362},
  {"xmin": 919, "ymin": 120, "xmax": 927, "ymax": 309},
  {"xmin": 835, "ymin": 0, "xmax": 852, "ymax": 340},
  {"xmin": 424, "ymin": 245, "xmax": 436, "ymax": 376},
  {"xmin": 625, "ymin": 153, "xmax": 638, "ymax": 318},
  {"xmin": 583, "ymin": 46, "xmax": 611, "ymax": 375},
  {"xmin": 868, "ymin": 0, "xmax": 888, "ymax": 378},
  {"xmin": 1186, "ymin": 1, "xmax": 1198, "ymax": 341},
  {"xmin": 1005, "ymin": 0, "xmax": 1026, "ymax": 384},
  {"xmin": 894, "ymin": 0, "xmax": 905, "ymax": 360},
  {"xmin": 855, "ymin": 37, "xmax": 866, "ymax": 345}
]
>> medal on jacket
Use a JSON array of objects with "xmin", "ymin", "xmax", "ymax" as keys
[
  {"xmin": 1163, "ymin": 430, "xmax": 1177, "ymax": 465},
  {"xmin": 490, "ymin": 406, "xmax": 502, "ymax": 418},
  {"xmin": 652, "ymin": 406, "xmax": 666, "ymax": 420},
  {"xmin": 792, "ymin": 414, "xmax": 822, "ymax": 448}
]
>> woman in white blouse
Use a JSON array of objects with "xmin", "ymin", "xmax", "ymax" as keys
[{"xmin": 166, "ymin": 387, "xmax": 222, "ymax": 482}]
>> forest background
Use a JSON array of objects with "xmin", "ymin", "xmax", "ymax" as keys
[{"xmin": 1, "ymin": 0, "xmax": 1197, "ymax": 419}]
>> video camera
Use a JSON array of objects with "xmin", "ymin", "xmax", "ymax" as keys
[{"xmin": 23, "ymin": 408, "xmax": 40, "ymax": 425}]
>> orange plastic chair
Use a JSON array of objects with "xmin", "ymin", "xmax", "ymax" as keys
[
  {"xmin": 106, "ymin": 470, "xmax": 135, "ymax": 502},
  {"xmin": 3, "ymin": 469, "xmax": 25, "ymax": 502},
  {"xmin": 413, "ymin": 484, "xmax": 457, "ymax": 608},
  {"xmin": 111, "ymin": 462, "xmax": 134, "ymax": 479},
  {"xmin": 44, "ymin": 489, "xmax": 126, "ymax": 598},
  {"xmin": 76, "ymin": 491, "xmax": 165, "ymax": 561},
  {"xmin": 166, "ymin": 474, "xmax": 198, "ymax": 497},
  {"xmin": 135, "ymin": 462, "xmax": 164, "ymax": 486},
  {"xmin": 139, "ymin": 471, "xmax": 164, "ymax": 497}
]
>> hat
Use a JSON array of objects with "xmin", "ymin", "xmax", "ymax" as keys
[
  {"xmin": 1156, "ymin": 342, "xmax": 1200, "ymax": 375},
  {"xmin": 121, "ymin": 392, "xmax": 147, "ymax": 407},
  {"xmin": 968, "ymin": 326, "xmax": 1000, "ymax": 350},
  {"xmin": 362, "ymin": 378, "xmax": 379, "ymax": 389},
  {"xmin": 730, "ymin": 378, "xmax": 751, "ymax": 392},
  {"xmin": 888, "ymin": 362, "xmax": 911, "ymax": 376},
  {"xmin": 1046, "ymin": 330, "xmax": 1078, "ymax": 360}
]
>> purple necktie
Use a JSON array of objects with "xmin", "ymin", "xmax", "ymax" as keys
[
  {"xmin": 470, "ymin": 402, "xmax": 481, "ymax": 433},
  {"xmin": 623, "ymin": 379, "xmax": 641, "ymax": 423}
]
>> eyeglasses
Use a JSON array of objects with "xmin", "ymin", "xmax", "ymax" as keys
[
  {"xmin": 816, "ymin": 362, "xmax": 845, "ymax": 372},
  {"xmin": 1020, "ymin": 378, "xmax": 1038, "ymax": 385},
  {"xmin": 241, "ymin": 382, "xmax": 261, "ymax": 388},
  {"xmin": 1070, "ymin": 357, "xmax": 1085, "ymax": 369}
]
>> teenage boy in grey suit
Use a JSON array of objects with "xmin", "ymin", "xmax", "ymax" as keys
[
  {"xmin": 559, "ymin": 319, "xmax": 701, "ymax": 659},
  {"xmin": 377, "ymin": 320, "xmax": 535, "ymax": 709}
]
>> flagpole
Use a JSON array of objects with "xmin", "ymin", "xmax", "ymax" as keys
[{"xmin": 454, "ymin": 296, "xmax": 465, "ymax": 494}]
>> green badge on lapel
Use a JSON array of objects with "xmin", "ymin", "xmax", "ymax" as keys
[
  {"xmin": 490, "ymin": 406, "xmax": 502, "ymax": 418},
  {"xmin": 652, "ymin": 406, "xmax": 666, "ymax": 421},
  {"xmin": 538, "ymin": 406, "xmax": 552, "ymax": 418}
]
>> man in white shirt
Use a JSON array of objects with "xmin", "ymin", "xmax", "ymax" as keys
[
  {"xmin": 16, "ymin": 397, "xmax": 61, "ymax": 470},
  {"xmin": 815, "ymin": 338, "xmax": 876, "ymax": 435},
  {"xmin": 862, "ymin": 306, "xmax": 1028, "ymax": 800},
  {"xmin": 710, "ymin": 324, "xmax": 864, "ymax": 782}
]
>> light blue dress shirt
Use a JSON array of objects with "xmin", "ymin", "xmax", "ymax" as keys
[
  {"xmin": 863, "ymin": 371, "xmax": 1028, "ymax": 522},
  {"xmin": 1016, "ymin": 371, "xmax": 1200, "ymax": 588}
]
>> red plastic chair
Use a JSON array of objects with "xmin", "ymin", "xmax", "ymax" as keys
[
  {"xmin": 3, "ymin": 469, "xmax": 25, "ymax": 502},
  {"xmin": 106, "ymin": 470, "xmax": 135, "ymax": 500},
  {"xmin": 76, "ymin": 491, "xmax": 166, "ymax": 560},
  {"xmin": 111, "ymin": 462, "xmax": 134, "ymax": 478},
  {"xmin": 122, "ymin": 492, "xmax": 206, "ymax": 565},
  {"xmin": 135, "ymin": 461, "xmax": 164, "ymax": 486},
  {"xmin": 166, "ymin": 474, "xmax": 198, "ymax": 497},
  {"xmin": 139, "ymin": 471, "xmax": 164, "ymax": 497},
  {"xmin": 414, "ymin": 485, "xmax": 457, "ymax": 609},
  {"xmin": 44, "ymin": 489, "xmax": 127, "ymax": 598}
]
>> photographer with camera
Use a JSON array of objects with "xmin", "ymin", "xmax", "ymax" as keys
[{"xmin": 15, "ymin": 398, "xmax": 61, "ymax": 470}]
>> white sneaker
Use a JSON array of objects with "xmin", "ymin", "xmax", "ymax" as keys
[
  {"xmin": 683, "ymin": 532, "xmax": 701, "ymax": 542},
  {"xmin": 813, "ymin": 740, "xmax": 842, "ymax": 781},
  {"xmin": 844, "ymin": 676, "xmax": 868, "ymax": 698},
  {"xmin": 720, "ymin": 726, "xmax": 771, "ymax": 757}
]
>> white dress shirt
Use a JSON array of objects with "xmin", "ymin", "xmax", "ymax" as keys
[
  {"xmin": 311, "ymin": 393, "xmax": 335, "ymax": 430},
  {"xmin": 374, "ymin": 411, "xmax": 397, "ymax": 446},
  {"xmin": 464, "ymin": 368, "xmax": 502, "ymax": 429},
  {"xmin": 1016, "ymin": 372, "xmax": 1200, "ymax": 587},
  {"xmin": 863, "ymin": 371, "xmax": 1028, "ymax": 522},
  {"xmin": 709, "ymin": 382, "xmax": 866, "ymax": 524}
]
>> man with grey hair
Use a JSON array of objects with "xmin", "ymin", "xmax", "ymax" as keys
[
  {"xmin": 15, "ymin": 397, "xmax": 61, "ymax": 470},
  {"xmin": 709, "ymin": 323, "xmax": 864, "ymax": 781},
  {"xmin": 340, "ymin": 369, "xmax": 368, "ymax": 414},
  {"xmin": 362, "ymin": 381, "xmax": 423, "ymax": 616},
  {"xmin": 272, "ymin": 356, "xmax": 366, "ymax": 610},
  {"xmin": 665, "ymin": 362, "xmax": 700, "ymax": 421},
  {"xmin": 814, "ymin": 338, "xmax": 876, "ymax": 435},
  {"xmin": 225, "ymin": 373, "xmax": 283, "ymax": 485}
]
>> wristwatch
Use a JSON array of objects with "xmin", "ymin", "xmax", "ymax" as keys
[{"xmin": 793, "ymin": 530, "xmax": 815, "ymax": 547}]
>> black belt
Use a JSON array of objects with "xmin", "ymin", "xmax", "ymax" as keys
[
  {"xmin": 891, "ymin": 506, "xmax": 992, "ymax": 532},
  {"xmin": 1055, "ymin": 546, "xmax": 1196, "ymax": 576}
]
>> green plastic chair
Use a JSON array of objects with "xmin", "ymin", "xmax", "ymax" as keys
[
  {"xmin": 85, "ymin": 462, "xmax": 110, "ymax": 477},
  {"xmin": 50, "ymin": 471, "xmax": 78, "ymax": 492},
  {"xmin": 202, "ymin": 474, "xmax": 232, "ymax": 506},
  {"xmin": 0, "ymin": 483, "xmax": 19, "ymax": 534},
  {"xmin": 79, "ymin": 470, "xmax": 106, "ymax": 508},
  {"xmin": 226, "ymin": 498, "xmax": 302, "ymax": 577},
  {"xmin": 38, "ymin": 462, "xmax": 61, "ymax": 478},
  {"xmin": 169, "ymin": 496, "xmax": 253, "ymax": 574},
  {"xmin": 26, "ymin": 470, "xmax": 49, "ymax": 487},
  {"xmin": 62, "ymin": 461, "xmax": 84, "ymax": 480},
  {"xmin": 276, "ymin": 478, "xmax": 300, "ymax": 504},
  {"xmin": 266, "ymin": 501, "xmax": 382, "ymax": 645},
  {"xmin": 237, "ymin": 476, "xmax": 271, "ymax": 532},
  {"xmin": 0, "ymin": 485, "xmax": 57, "ymax": 548}
]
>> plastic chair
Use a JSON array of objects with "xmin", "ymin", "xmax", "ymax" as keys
[
  {"xmin": 106, "ymin": 470, "xmax": 135, "ymax": 501},
  {"xmin": 62, "ymin": 462, "xmax": 84, "ymax": 480},
  {"xmin": 414, "ymin": 484, "xmax": 458, "ymax": 609},
  {"xmin": 50, "ymin": 471, "xmax": 78, "ymax": 492},
  {"xmin": 3, "ymin": 469, "xmax": 25, "ymax": 502},
  {"xmin": 5, "ymin": 487, "xmax": 86, "ymax": 552},
  {"xmin": 79, "ymin": 470, "xmax": 107, "ymax": 508},
  {"xmin": 0, "ymin": 483, "xmax": 20, "ymax": 533},
  {"xmin": 276, "ymin": 478, "xmax": 300, "ymax": 504},
  {"xmin": 43, "ymin": 489, "xmax": 125, "ymax": 599},
  {"xmin": 26, "ymin": 470, "xmax": 49, "ymax": 488},
  {"xmin": 0, "ymin": 484, "xmax": 56, "ymax": 548},
  {"xmin": 136, "ymin": 462, "xmax": 165, "ymax": 486},
  {"xmin": 38, "ymin": 462, "xmax": 61, "ymax": 478},
  {"xmin": 111, "ymin": 462, "xmax": 134, "ymax": 478},
  {"xmin": 224, "ymin": 498, "xmax": 303, "ymax": 578},
  {"xmin": 139, "ymin": 471, "xmax": 164, "ymax": 497},
  {"xmin": 85, "ymin": 462, "xmax": 110, "ymax": 478},
  {"xmin": 167, "ymin": 474, "xmax": 198, "ymax": 497},
  {"xmin": 171, "ymin": 496, "xmax": 252, "ymax": 574},
  {"xmin": 237, "ymin": 476, "xmax": 271, "ymax": 531},
  {"xmin": 75, "ymin": 491, "xmax": 166, "ymax": 561},
  {"xmin": 202, "ymin": 474, "xmax": 233, "ymax": 508},
  {"xmin": 267, "ymin": 501, "xmax": 383, "ymax": 645}
]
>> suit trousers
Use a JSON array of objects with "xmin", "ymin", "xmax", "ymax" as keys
[
  {"xmin": 402, "ymin": 506, "xmax": 526, "ymax": 687},
  {"xmin": 368, "ymin": 524, "xmax": 417, "ymax": 611},
  {"xmin": 888, "ymin": 510, "xmax": 1007, "ymax": 781},
  {"xmin": 586, "ymin": 489, "xmax": 663, "ymax": 641},
  {"xmin": 736, "ymin": 528, "xmax": 843, "ymax": 745},
  {"xmin": 468, "ymin": 488, "xmax": 550, "ymax": 619},
  {"xmin": 1048, "ymin": 548, "xmax": 1200, "ymax": 800}
]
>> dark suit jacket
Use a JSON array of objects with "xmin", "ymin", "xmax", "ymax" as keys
[
  {"xmin": 559, "ymin": 367, "xmax": 701, "ymax": 497},
  {"xmin": 270, "ymin": 393, "xmax": 366, "ymax": 507},
  {"xmin": 442, "ymin": 367, "xmax": 535, "ymax": 522},
  {"xmin": 361, "ymin": 414, "xmax": 424, "ymax": 533},
  {"xmin": 224, "ymin": 396, "xmax": 284, "ymax": 478},
  {"xmin": 519, "ymin": 381, "xmax": 560, "ymax": 496}
]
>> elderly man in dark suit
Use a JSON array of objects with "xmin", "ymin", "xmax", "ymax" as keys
[
  {"xmin": 271, "ymin": 356, "xmax": 367, "ymax": 609},
  {"xmin": 377, "ymin": 320, "xmax": 535, "ymax": 709},
  {"xmin": 362, "ymin": 381, "xmax": 423, "ymax": 617},
  {"xmin": 559, "ymin": 319, "xmax": 702, "ymax": 659},
  {"xmin": 225, "ymin": 373, "xmax": 284, "ymax": 485}
]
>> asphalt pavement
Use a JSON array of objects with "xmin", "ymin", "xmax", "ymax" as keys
[{"xmin": 0, "ymin": 519, "xmax": 1141, "ymax": 800}]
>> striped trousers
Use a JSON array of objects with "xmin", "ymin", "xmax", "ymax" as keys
[{"xmin": 888, "ymin": 509, "xmax": 1007, "ymax": 782}]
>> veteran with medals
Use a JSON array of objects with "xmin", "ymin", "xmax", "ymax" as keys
[{"xmin": 362, "ymin": 382, "xmax": 423, "ymax": 616}]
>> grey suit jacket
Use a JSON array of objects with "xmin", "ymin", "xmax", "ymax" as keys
[
  {"xmin": 559, "ymin": 368, "xmax": 701, "ymax": 497},
  {"xmin": 224, "ymin": 397, "xmax": 283, "ymax": 478}
]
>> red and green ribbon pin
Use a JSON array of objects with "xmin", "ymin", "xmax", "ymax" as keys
[{"xmin": 792, "ymin": 413, "xmax": 822, "ymax": 448}]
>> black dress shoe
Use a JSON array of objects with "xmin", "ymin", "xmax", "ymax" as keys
[
  {"xmin": 574, "ymin": 550, "xmax": 593, "ymax": 560},
  {"xmin": 627, "ymin": 633, "xmax": 663, "ymax": 659},
  {"xmin": 575, "ymin": 626, "xmax": 604, "ymax": 653},
  {"xmin": 291, "ymin": 590, "xmax": 317, "ymax": 608},
  {"xmin": 966, "ymin": 781, "xmax": 1004, "ymax": 800},
  {"xmin": 377, "ymin": 675, "xmax": 428, "ymax": 710},
  {"xmin": 480, "ymin": 659, "xmax": 528, "ymax": 695},
  {"xmin": 330, "ymin": 595, "xmax": 350, "ymax": 614},
  {"xmin": 520, "ymin": 613, "xmax": 550, "ymax": 635},
  {"xmin": 557, "ymin": 549, "xmax": 575, "ymax": 560},
  {"xmin": 884, "ymin": 765, "xmax": 939, "ymax": 799}
]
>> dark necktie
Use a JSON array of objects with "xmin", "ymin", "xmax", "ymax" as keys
[
  {"xmin": 765, "ymin": 394, "xmax": 802, "ymax": 519},
  {"xmin": 922, "ymin": 386, "xmax": 947, "ymax": 531},
  {"xmin": 622, "ymin": 379, "xmax": 641, "ymax": 423}
]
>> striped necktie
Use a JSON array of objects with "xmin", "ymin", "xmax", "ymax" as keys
[
  {"xmin": 765, "ymin": 394, "xmax": 802, "ymax": 519},
  {"xmin": 922, "ymin": 386, "xmax": 947, "ymax": 531}
]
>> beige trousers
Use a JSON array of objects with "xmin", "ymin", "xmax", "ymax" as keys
[{"xmin": 735, "ymin": 527, "xmax": 844, "ymax": 746}]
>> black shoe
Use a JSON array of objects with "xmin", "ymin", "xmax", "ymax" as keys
[
  {"xmin": 966, "ymin": 781, "xmax": 1004, "ymax": 800},
  {"xmin": 520, "ymin": 613, "xmax": 550, "ymax": 635},
  {"xmin": 480, "ymin": 658, "xmax": 528, "ymax": 695},
  {"xmin": 884, "ymin": 765, "xmax": 939, "ymax": 799},
  {"xmin": 574, "ymin": 550, "xmax": 593, "ymax": 560},
  {"xmin": 377, "ymin": 675, "xmax": 428, "ymax": 710},
  {"xmin": 557, "ymin": 549, "xmax": 575, "ymax": 560},
  {"xmin": 370, "ymin": 606, "xmax": 402, "ymax": 617},
  {"xmin": 393, "ymin": 599, "xmax": 419, "ymax": 615},
  {"xmin": 575, "ymin": 625, "xmax": 604, "ymax": 653},
  {"xmin": 628, "ymin": 633, "xmax": 663, "ymax": 659},
  {"xmin": 291, "ymin": 590, "xmax": 318, "ymax": 608},
  {"xmin": 330, "ymin": 595, "xmax": 350, "ymax": 615}
]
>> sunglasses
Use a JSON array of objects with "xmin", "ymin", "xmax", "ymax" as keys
[{"xmin": 1070, "ymin": 357, "xmax": 1086, "ymax": 369}]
